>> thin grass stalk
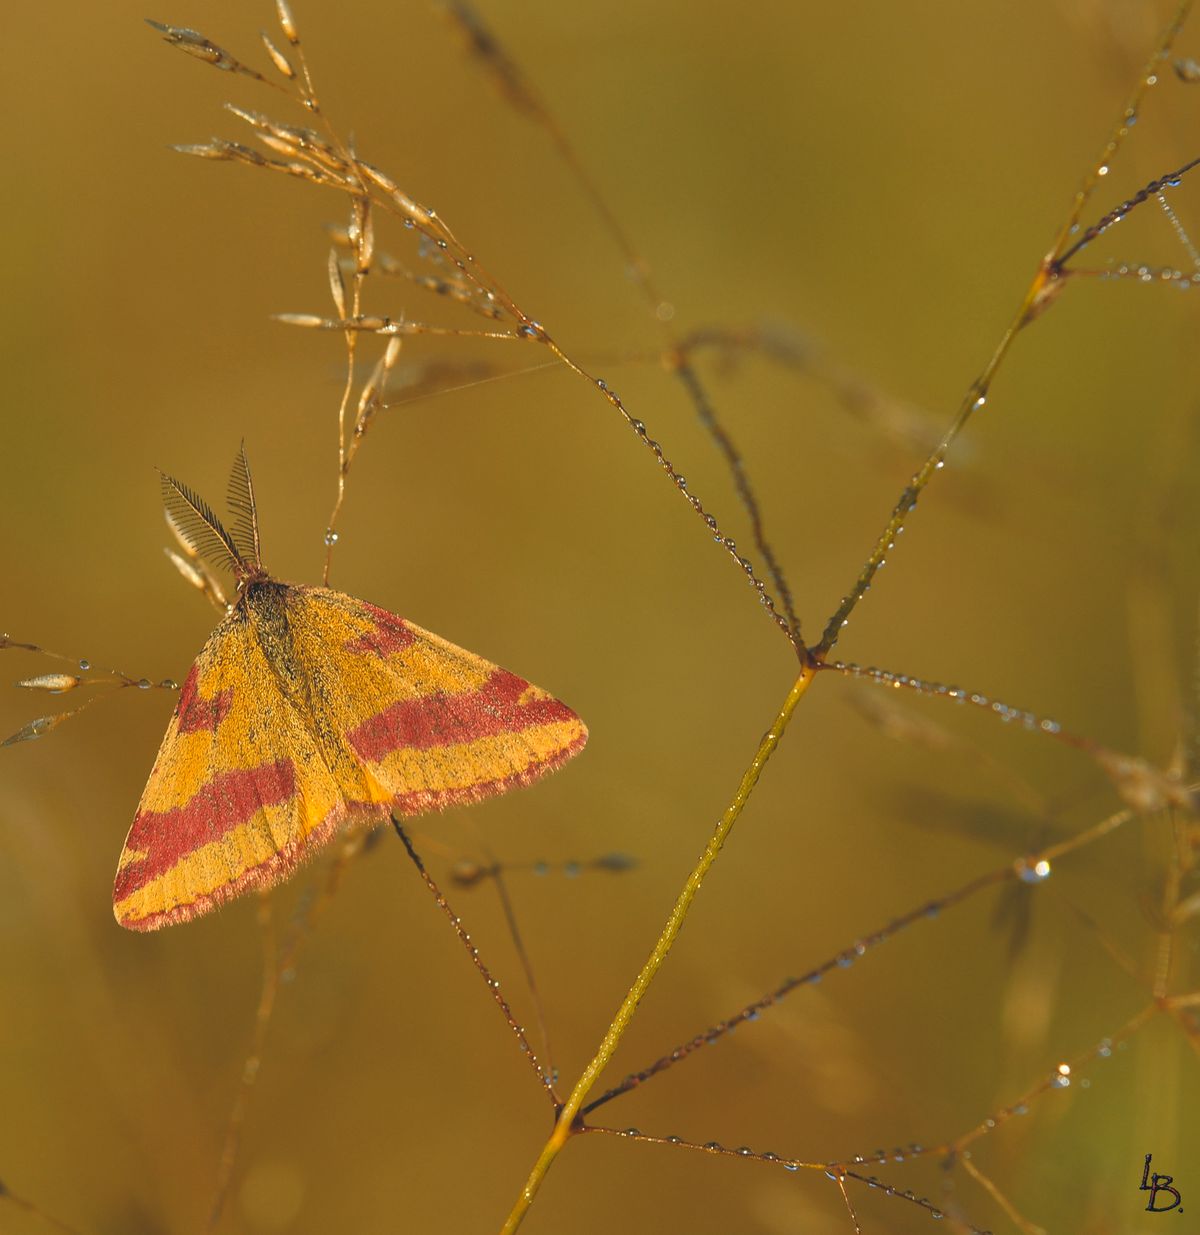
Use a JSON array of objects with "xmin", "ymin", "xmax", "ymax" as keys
[{"xmin": 498, "ymin": 660, "xmax": 818, "ymax": 1233}]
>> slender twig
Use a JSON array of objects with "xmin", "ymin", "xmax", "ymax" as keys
[
  {"xmin": 670, "ymin": 353, "xmax": 803, "ymax": 640},
  {"xmin": 1054, "ymin": 155, "xmax": 1200, "ymax": 270},
  {"xmin": 498, "ymin": 662, "xmax": 818, "ymax": 1233},
  {"xmin": 1048, "ymin": 0, "xmax": 1195, "ymax": 261},
  {"xmin": 1, "ymin": 637, "xmax": 179, "ymax": 747},
  {"xmin": 940, "ymin": 1005, "xmax": 1157, "ymax": 1158},
  {"xmin": 814, "ymin": 0, "xmax": 1195, "ymax": 659},
  {"xmin": 584, "ymin": 802, "xmax": 1138, "ymax": 1115},
  {"xmin": 957, "ymin": 1155, "xmax": 1046, "ymax": 1235},
  {"xmin": 486, "ymin": 850, "xmax": 558, "ymax": 1089},
  {"xmin": 813, "ymin": 335, "xmax": 1013, "ymax": 659},
  {"xmin": 0, "ymin": 1183, "xmax": 90, "ymax": 1235},
  {"xmin": 392, "ymin": 819, "xmax": 557, "ymax": 1099},
  {"xmin": 439, "ymin": 1, "xmax": 804, "ymax": 648}
]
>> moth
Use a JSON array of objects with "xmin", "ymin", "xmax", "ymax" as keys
[{"xmin": 114, "ymin": 448, "xmax": 587, "ymax": 930}]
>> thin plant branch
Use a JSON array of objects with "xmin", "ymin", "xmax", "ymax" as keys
[
  {"xmin": 498, "ymin": 662, "xmax": 819, "ymax": 1232},
  {"xmin": 392, "ymin": 818, "xmax": 558, "ymax": 1100}
]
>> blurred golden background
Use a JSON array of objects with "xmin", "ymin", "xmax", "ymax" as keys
[{"xmin": 3, "ymin": 2, "xmax": 1199, "ymax": 1232}]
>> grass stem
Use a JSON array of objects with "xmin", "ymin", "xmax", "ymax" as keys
[{"xmin": 498, "ymin": 660, "xmax": 818, "ymax": 1233}]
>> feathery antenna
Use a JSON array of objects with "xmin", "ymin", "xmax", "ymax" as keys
[
  {"xmin": 226, "ymin": 442, "xmax": 262, "ymax": 568},
  {"xmin": 160, "ymin": 470, "xmax": 246, "ymax": 578}
]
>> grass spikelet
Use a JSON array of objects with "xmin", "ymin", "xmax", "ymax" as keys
[
  {"xmin": 15, "ymin": 674, "xmax": 81, "ymax": 693},
  {"xmin": 259, "ymin": 30, "xmax": 296, "ymax": 80},
  {"xmin": 145, "ymin": 19, "xmax": 275, "ymax": 85}
]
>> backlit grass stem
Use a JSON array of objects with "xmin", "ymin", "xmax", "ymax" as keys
[{"xmin": 498, "ymin": 660, "xmax": 818, "ymax": 1234}]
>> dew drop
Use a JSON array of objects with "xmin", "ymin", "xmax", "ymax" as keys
[
  {"xmin": 78, "ymin": 659, "xmax": 91, "ymax": 671},
  {"xmin": 1017, "ymin": 858, "xmax": 1051, "ymax": 883},
  {"xmin": 137, "ymin": 678, "xmax": 151, "ymax": 690},
  {"xmin": 324, "ymin": 529, "xmax": 339, "ymax": 545}
]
